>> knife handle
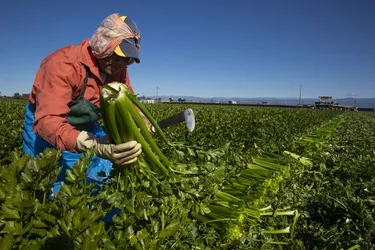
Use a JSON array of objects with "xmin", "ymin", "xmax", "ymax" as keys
[{"xmin": 157, "ymin": 112, "xmax": 185, "ymax": 129}]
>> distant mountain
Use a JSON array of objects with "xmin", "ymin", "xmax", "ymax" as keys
[
  {"xmin": 145, "ymin": 95, "xmax": 375, "ymax": 108},
  {"xmin": 332, "ymin": 98, "xmax": 375, "ymax": 108}
]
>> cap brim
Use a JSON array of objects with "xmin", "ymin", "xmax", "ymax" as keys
[{"xmin": 114, "ymin": 38, "xmax": 140, "ymax": 63}]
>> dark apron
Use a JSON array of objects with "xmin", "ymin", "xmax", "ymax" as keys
[{"xmin": 67, "ymin": 65, "xmax": 101, "ymax": 130}]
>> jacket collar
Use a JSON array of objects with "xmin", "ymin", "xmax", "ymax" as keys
[{"xmin": 79, "ymin": 39, "xmax": 105, "ymax": 84}]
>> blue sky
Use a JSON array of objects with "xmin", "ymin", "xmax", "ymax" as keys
[{"xmin": 0, "ymin": 0, "xmax": 374, "ymax": 98}]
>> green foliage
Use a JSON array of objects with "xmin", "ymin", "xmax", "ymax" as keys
[
  {"xmin": 0, "ymin": 148, "xmax": 116, "ymax": 249},
  {"xmin": 1, "ymin": 100, "xmax": 373, "ymax": 249},
  {"xmin": 0, "ymin": 99, "xmax": 27, "ymax": 164},
  {"xmin": 265, "ymin": 113, "xmax": 375, "ymax": 249}
]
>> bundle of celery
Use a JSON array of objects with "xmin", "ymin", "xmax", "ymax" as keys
[
  {"xmin": 99, "ymin": 83, "xmax": 295, "ymax": 246},
  {"xmin": 100, "ymin": 82, "xmax": 171, "ymax": 176}
]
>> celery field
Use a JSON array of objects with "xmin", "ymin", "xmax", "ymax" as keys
[{"xmin": 0, "ymin": 99, "xmax": 374, "ymax": 249}]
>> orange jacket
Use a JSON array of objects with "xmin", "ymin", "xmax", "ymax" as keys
[{"xmin": 28, "ymin": 39, "xmax": 135, "ymax": 153}]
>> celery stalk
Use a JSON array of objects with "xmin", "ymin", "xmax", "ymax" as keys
[
  {"xmin": 125, "ymin": 90, "xmax": 174, "ymax": 146},
  {"xmin": 120, "ymin": 94, "xmax": 172, "ymax": 169}
]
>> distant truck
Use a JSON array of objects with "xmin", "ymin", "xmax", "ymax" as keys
[{"xmin": 228, "ymin": 100, "xmax": 237, "ymax": 105}]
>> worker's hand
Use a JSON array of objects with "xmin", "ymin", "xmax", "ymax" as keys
[{"xmin": 76, "ymin": 131, "xmax": 142, "ymax": 166}]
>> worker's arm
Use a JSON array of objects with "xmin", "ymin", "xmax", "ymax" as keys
[{"xmin": 32, "ymin": 56, "xmax": 83, "ymax": 152}]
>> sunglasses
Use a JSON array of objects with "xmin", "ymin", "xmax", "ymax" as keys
[
  {"xmin": 126, "ymin": 57, "xmax": 135, "ymax": 65},
  {"xmin": 112, "ymin": 54, "xmax": 135, "ymax": 66}
]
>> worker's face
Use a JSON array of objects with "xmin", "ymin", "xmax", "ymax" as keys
[{"xmin": 97, "ymin": 53, "xmax": 135, "ymax": 76}]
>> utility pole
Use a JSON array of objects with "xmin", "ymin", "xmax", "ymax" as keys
[
  {"xmin": 156, "ymin": 86, "xmax": 159, "ymax": 100},
  {"xmin": 299, "ymin": 85, "xmax": 302, "ymax": 106}
]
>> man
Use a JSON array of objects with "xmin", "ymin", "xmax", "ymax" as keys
[{"xmin": 22, "ymin": 13, "xmax": 149, "ymax": 197}]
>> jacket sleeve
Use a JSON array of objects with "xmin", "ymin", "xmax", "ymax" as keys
[{"xmin": 33, "ymin": 56, "xmax": 82, "ymax": 152}]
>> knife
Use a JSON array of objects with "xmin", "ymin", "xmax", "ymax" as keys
[{"xmin": 152, "ymin": 108, "xmax": 195, "ymax": 132}]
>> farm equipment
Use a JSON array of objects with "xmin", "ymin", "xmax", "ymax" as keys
[{"xmin": 314, "ymin": 96, "xmax": 357, "ymax": 111}]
